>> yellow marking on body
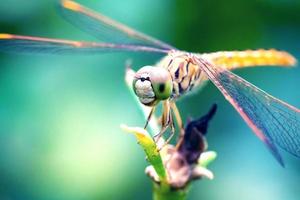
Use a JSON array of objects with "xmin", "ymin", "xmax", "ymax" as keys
[
  {"xmin": 205, "ymin": 49, "xmax": 297, "ymax": 70},
  {"xmin": 62, "ymin": 0, "xmax": 81, "ymax": 11},
  {"xmin": 0, "ymin": 34, "xmax": 13, "ymax": 39}
]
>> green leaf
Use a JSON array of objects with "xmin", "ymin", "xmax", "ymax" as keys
[{"xmin": 121, "ymin": 125, "xmax": 167, "ymax": 183}]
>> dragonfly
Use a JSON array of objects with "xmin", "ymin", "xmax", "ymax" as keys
[{"xmin": 0, "ymin": 0, "xmax": 299, "ymax": 167}]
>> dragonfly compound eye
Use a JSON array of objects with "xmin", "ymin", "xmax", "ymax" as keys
[
  {"xmin": 133, "ymin": 66, "xmax": 158, "ymax": 106},
  {"xmin": 133, "ymin": 66, "xmax": 173, "ymax": 106}
]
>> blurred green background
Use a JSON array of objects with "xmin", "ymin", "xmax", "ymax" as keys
[{"xmin": 0, "ymin": 0, "xmax": 300, "ymax": 199}]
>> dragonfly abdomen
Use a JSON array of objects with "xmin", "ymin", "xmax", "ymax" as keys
[
  {"xmin": 202, "ymin": 49, "xmax": 296, "ymax": 70},
  {"xmin": 158, "ymin": 51, "xmax": 206, "ymax": 98}
]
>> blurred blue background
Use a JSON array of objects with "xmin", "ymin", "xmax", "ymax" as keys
[{"xmin": 0, "ymin": 0, "xmax": 300, "ymax": 199}]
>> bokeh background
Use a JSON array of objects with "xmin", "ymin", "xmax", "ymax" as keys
[{"xmin": 0, "ymin": 0, "xmax": 300, "ymax": 199}]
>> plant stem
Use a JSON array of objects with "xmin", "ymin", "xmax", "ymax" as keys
[{"xmin": 153, "ymin": 183, "xmax": 188, "ymax": 200}]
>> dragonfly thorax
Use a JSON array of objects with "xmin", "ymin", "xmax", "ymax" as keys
[
  {"xmin": 133, "ymin": 66, "xmax": 173, "ymax": 106},
  {"xmin": 158, "ymin": 51, "xmax": 205, "ymax": 98}
]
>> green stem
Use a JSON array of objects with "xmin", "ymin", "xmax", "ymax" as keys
[{"xmin": 153, "ymin": 183, "xmax": 189, "ymax": 200}]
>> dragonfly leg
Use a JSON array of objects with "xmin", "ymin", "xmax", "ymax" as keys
[
  {"xmin": 154, "ymin": 100, "xmax": 171, "ymax": 143},
  {"xmin": 170, "ymin": 102, "xmax": 183, "ymax": 132},
  {"xmin": 164, "ymin": 111, "xmax": 175, "ymax": 145},
  {"xmin": 170, "ymin": 102, "xmax": 186, "ymax": 149},
  {"xmin": 144, "ymin": 106, "xmax": 156, "ymax": 129},
  {"xmin": 154, "ymin": 124, "xmax": 169, "ymax": 143}
]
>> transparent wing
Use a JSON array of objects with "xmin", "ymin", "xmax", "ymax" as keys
[
  {"xmin": 195, "ymin": 55, "xmax": 300, "ymax": 166},
  {"xmin": 59, "ymin": 0, "xmax": 175, "ymax": 50},
  {"xmin": 0, "ymin": 34, "xmax": 169, "ymax": 55}
]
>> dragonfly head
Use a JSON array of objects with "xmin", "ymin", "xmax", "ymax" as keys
[{"xmin": 133, "ymin": 66, "xmax": 173, "ymax": 106}]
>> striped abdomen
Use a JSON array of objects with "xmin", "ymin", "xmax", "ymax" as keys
[{"xmin": 201, "ymin": 49, "xmax": 296, "ymax": 70}]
